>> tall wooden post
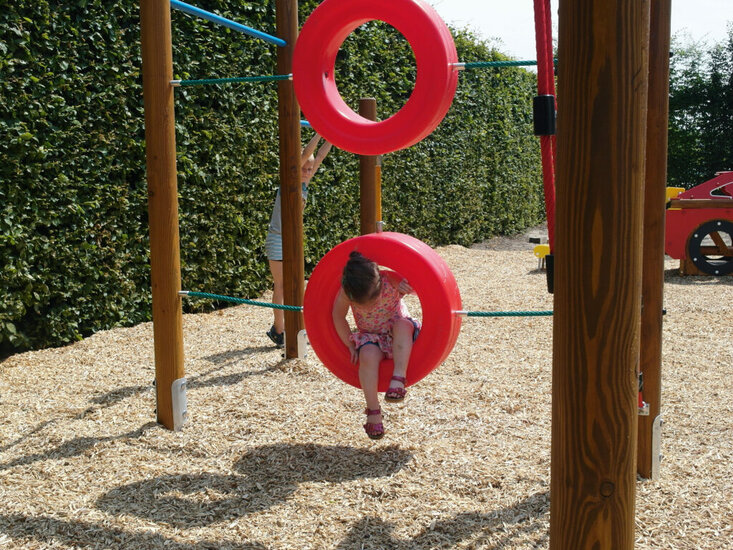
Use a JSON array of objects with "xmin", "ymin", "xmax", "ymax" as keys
[
  {"xmin": 276, "ymin": 0, "xmax": 303, "ymax": 359},
  {"xmin": 551, "ymin": 0, "xmax": 650, "ymax": 548},
  {"xmin": 638, "ymin": 0, "xmax": 672, "ymax": 480},
  {"xmin": 140, "ymin": 0, "xmax": 186, "ymax": 430},
  {"xmin": 359, "ymin": 98, "xmax": 380, "ymax": 234}
]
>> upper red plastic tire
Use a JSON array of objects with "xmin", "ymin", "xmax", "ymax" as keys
[
  {"xmin": 303, "ymin": 232, "xmax": 462, "ymax": 392},
  {"xmin": 292, "ymin": 0, "xmax": 459, "ymax": 156}
]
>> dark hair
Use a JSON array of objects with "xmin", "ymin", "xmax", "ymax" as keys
[{"xmin": 342, "ymin": 251, "xmax": 381, "ymax": 304}]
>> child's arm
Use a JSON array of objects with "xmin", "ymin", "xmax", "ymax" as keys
[
  {"xmin": 301, "ymin": 133, "xmax": 321, "ymax": 164},
  {"xmin": 332, "ymin": 288, "xmax": 358, "ymax": 364},
  {"xmin": 311, "ymin": 140, "xmax": 332, "ymax": 173},
  {"xmin": 384, "ymin": 271, "xmax": 414, "ymax": 296}
]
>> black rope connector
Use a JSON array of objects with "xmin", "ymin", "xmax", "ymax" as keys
[{"xmin": 533, "ymin": 95, "xmax": 556, "ymax": 136}]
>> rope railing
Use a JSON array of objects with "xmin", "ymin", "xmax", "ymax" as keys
[
  {"xmin": 170, "ymin": 0, "xmax": 286, "ymax": 47},
  {"xmin": 453, "ymin": 59, "xmax": 558, "ymax": 70},
  {"xmin": 171, "ymin": 74, "xmax": 291, "ymax": 87},
  {"xmin": 181, "ymin": 291, "xmax": 552, "ymax": 317},
  {"xmin": 457, "ymin": 310, "xmax": 553, "ymax": 317},
  {"xmin": 454, "ymin": 60, "xmax": 538, "ymax": 69},
  {"xmin": 180, "ymin": 291, "xmax": 303, "ymax": 311}
]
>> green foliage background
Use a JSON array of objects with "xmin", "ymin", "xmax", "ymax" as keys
[
  {"xmin": 1, "ymin": 0, "xmax": 543, "ymax": 356},
  {"xmin": 668, "ymin": 27, "xmax": 733, "ymax": 187}
]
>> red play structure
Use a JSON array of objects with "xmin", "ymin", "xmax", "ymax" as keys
[{"xmin": 665, "ymin": 171, "xmax": 733, "ymax": 275}]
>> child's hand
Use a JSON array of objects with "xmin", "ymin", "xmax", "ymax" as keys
[
  {"xmin": 397, "ymin": 279, "xmax": 413, "ymax": 295},
  {"xmin": 348, "ymin": 343, "xmax": 358, "ymax": 364}
]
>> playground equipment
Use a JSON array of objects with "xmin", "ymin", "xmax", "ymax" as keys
[
  {"xmin": 303, "ymin": 232, "xmax": 462, "ymax": 391},
  {"xmin": 292, "ymin": 0, "xmax": 458, "ymax": 155},
  {"xmin": 665, "ymin": 171, "xmax": 733, "ymax": 275},
  {"xmin": 140, "ymin": 0, "xmax": 673, "ymax": 546},
  {"xmin": 170, "ymin": 0, "xmax": 285, "ymax": 45}
]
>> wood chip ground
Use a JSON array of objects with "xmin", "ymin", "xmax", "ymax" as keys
[{"xmin": 1, "ymin": 232, "xmax": 731, "ymax": 549}]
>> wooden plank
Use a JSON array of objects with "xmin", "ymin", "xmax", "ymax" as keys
[
  {"xmin": 668, "ymin": 199, "xmax": 733, "ymax": 209},
  {"xmin": 140, "ymin": 0, "xmax": 186, "ymax": 430},
  {"xmin": 276, "ymin": 0, "xmax": 303, "ymax": 359},
  {"xmin": 638, "ymin": 0, "xmax": 671, "ymax": 480},
  {"xmin": 551, "ymin": 0, "xmax": 648, "ymax": 547}
]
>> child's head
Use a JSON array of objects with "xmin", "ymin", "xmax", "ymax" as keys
[
  {"xmin": 301, "ymin": 155, "xmax": 315, "ymax": 181},
  {"xmin": 342, "ymin": 251, "xmax": 381, "ymax": 304}
]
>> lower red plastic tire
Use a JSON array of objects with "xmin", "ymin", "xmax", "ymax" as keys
[
  {"xmin": 304, "ymin": 232, "xmax": 462, "ymax": 391},
  {"xmin": 292, "ymin": 0, "xmax": 458, "ymax": 156}
]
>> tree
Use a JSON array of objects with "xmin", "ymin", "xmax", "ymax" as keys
[{"xmin": 668, "ymin": 25, "xmax": 733, "ymax": 187}]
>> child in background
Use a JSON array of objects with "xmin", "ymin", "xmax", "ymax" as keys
[
  {"xmin": 332, "ymin": 251, "xmax": 420, "ymax": 440},
  {"xmin": 265, "ymin": 133, "xmax": 332, "ymax": 348}
]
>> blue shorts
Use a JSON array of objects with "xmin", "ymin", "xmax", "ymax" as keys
[{"xmin": 265, "ymin": 232, "xmax": 282, "ymax": 261}]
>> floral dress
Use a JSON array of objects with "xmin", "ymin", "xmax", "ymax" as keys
[{"xmin": 349, "ymin": 271, "xmax": 420, "ymax": 358}]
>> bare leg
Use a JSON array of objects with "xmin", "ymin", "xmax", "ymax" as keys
[
  {"xmin": 268, "ymin": 259, "xmax": 285, "ymax": 334},
  {"xmin": 358, "ymin": 344, "xmax": 384, "ymax": 425},
  {"xmin": 389, "ymin": 318, "xmax": 415, "ymax": 392}
]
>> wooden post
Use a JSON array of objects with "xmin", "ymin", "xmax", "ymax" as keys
[
  {"xmin": 376, "ymin": 155, "xmax": 383, "ymax": 224},
  {"xmin": 359, "ymin": 98, "xmax": 380, "ymax": 234},
  {"xmin": 551, "ymin": 0, "xmax": 650, "ymax": 548},
  {"xmin": 276, "ymin": 0, "xmax": 303, "ymax": 359},
  {"xmin": 638, "ymin": 0, "xmax": 672, "ymax": 480},
  {"xmin": 140, "ymin": 0, "xmax": 186, "ymax": 430}
]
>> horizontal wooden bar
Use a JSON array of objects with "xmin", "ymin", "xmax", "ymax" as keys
[{"xmin": 668, "ymin": 199, "xmax": 733, "ymax": 209}]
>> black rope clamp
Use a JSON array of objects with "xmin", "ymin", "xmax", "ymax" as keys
[{"xmin": 533, "ymin": 95, "xmax": 556, "ymax": 136}]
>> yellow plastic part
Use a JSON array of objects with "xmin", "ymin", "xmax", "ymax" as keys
[
  {"xmin": 665, "ymin": 186, "xmax": 685, "ymax": 202},
  {"xmin": 534, "ymin": 244, "xmax": 551, "ymax": 259}
]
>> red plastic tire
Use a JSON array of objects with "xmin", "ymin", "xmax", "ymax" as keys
[
  {"xmin": 304, "ymin": 232, "xmax": 462, "ymax": 391},
  {"xmin": 292, "ymin": 0, "xmax": 459, "ymax": 156}
]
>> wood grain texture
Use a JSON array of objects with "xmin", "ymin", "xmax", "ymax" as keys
[
  {"xmin": 551, "ymin": 1, "xmax": 649, "ymax": 547},
  {"xmin": 140, "ymin": 0, "xmax": 185, "ymax": 429},
  {"xmin": 359, "ymin": 98, "xmax": 379, "ymax": 235},
  {"xmin": 276, "ymin": 0, "xmax": 303, "ymax": 358},
  {"xmin": 639, "ymin": 0, "xmax": 671, "ymax": 479}
]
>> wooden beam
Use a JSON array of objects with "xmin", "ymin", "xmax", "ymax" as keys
[
  {"xmin": 140, "ymin": 0, "xmax": 186, "ymax": 430},
  {"xmin": 668, "ymin": 199, "xmax": 733, "ymax": 209},
  {"xmin": 638, "ymin": 0, "xmax": 672, "ymax": 480},
  {"xmin": 359, "ymin": 98, "xmax": 379, "ymax": 235},
  {"xmin": 551, "ymin": 0, "xmax": 650, "ymax": 547},
  {"xmin": 276, "ymin": 0, "xmax": 303, "ymax": 359}
]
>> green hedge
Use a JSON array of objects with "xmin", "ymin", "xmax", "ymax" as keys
[{"xmin": 0, "ymin": 0, "xmax": 543, "ymax": 356}]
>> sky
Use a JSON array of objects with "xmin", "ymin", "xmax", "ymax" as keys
[{"xmin": 426, "ymin": 0, "xmax": 732, "ymax": 61}]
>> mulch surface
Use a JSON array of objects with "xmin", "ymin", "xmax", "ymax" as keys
[{"xmin": 1, "ymin": 232, "xmax": 731, "ymax": 549}]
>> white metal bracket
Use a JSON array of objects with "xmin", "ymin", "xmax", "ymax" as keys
[{"xmin": 171, "ymin": 378, "xmax": 188, "ymax": 431}]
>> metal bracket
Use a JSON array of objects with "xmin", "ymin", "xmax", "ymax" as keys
[
  {"xmin": 651, "ymin": 415, "xmax": 663, "ymax": 479},
  {"xmin": 297, "ymin": 329, "xmax": 309, "ymax": 359},
  {"xmin": 282, "ymin": 329, "xmax": 309, "ymax": 359},
  {"xmin": 171, "ymin": 378, "xmax": 188, "ymax": 431}
]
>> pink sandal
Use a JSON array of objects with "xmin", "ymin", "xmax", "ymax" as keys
[
  {"xmin": 363, "ymin": 408, "xmax": 384, "ymax": 440},
  {"xmin": 385, "ymin": 375, "xmax": 407, "ymax": 402}
]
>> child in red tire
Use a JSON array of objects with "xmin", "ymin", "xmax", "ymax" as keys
[{"xmin": 332, "ymin": 251, "xmax": 420, "ymax": 439}]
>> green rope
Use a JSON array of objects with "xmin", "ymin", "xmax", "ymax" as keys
[
  {"xmin": 174, "ymin": 74, "xmax": 291, "ymax": 86},
  {"xmin": 465, "ymin": 310, "xmax": 553, "ymax": 317},
  {"xmin": 462, "ymin": 60, "xmax": 538, "ymax": 69},
  {"xmin": 460, "ymin": 59, "xmax": 559, "ymax": 70},
  {"xmin": 182, "ymin": 291, "xmax": 303, "ymax": 311},
  {"xmin": 182, "ymin": 292, "xmax": 551, "ymax": 317}
]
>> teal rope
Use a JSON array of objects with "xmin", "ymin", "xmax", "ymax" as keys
[
  {"xmin": 182, "ymin": 292, "xmax": 551, "ymax": 317},
  {"xmin": 462, "ymin": 60, "xmax": 538, "ymax": 69},
  {"xmin": 460, "ymin": 59, "xmax": 559, "ymax": 69},
  {"xmin": 174, "ymin": 74, "xmax": 291, "ymax": 86},
  {"xmin": 465, "ymin": 310, "xmax": 553, "ymax": 317},
  {"xmin": 182, "ymin": 291, "xmax": 303, "ymax": 311}
]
